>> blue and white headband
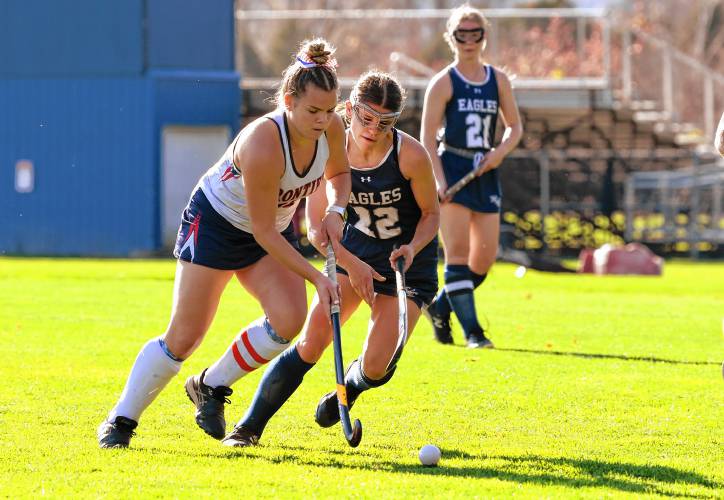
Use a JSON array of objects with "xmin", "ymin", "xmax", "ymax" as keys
[{"xmin": 296, "ymin": 56, "xmax": 338, "ymax": 70}]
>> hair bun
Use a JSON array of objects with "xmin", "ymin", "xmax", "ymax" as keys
[
  {"xmin": 299, "ymin": 38, "xmax": 336, "ymax": 65},
  {"xmin": 273, "ymin": 37, "xmax": 339, "ymax": 108}
]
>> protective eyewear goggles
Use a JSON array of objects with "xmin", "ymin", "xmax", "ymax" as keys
[
  {"xmin": 452, "ymin": 28, "xmax": 485, "ymax": 44},
  {"xmin": 351, "ymin": 100, "xmax": 401, "ymax": 132}
]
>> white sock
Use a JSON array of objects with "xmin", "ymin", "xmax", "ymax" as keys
[
  {"xmin": 203, "ymin": 317, "xmax": 289, "ymax": 388},
  {"xmin": 108, "ymin": 338, "xmax": 182, "ymax": 422}
]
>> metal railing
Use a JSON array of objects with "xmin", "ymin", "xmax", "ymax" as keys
[
  {"xmin": 236, "ymin": 7, "xmax": 611, "ymax": 88},
  {"xmin": 235, "ymin": 6, "xmax": 723, "ymax": 146},
  {"xmin": 624, "ymin": 157, "xmax": 724, "ymax": 256},
  {"xmin": 620, "ymin": 28, "xmax": 724, "ymax": 142}
]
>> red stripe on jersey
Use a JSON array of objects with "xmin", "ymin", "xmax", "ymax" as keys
[
  {"xmin": 241, "ymin": 330, "xmax": 270, "ymax": 364},
  {"xmin": 220, "ymin": 166, "xmax": 233, "ymax": 181},
  {"xmin": 231, "ymin": 340, "xmax": 255, "ymax": 372}
]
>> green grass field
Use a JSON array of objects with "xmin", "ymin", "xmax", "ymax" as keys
[{"xmin": 1, "ymin": 257, "xmax": 723, "ymax": 498}]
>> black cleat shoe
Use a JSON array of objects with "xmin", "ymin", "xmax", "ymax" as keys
[
  {"xmin": 98, "ymin": 416, "xmax": 138, "ymax": 449},
  {"xmin": 432, "ymin": 315, "xmax": 454, "ymax": 345},
  {"xmin": 185, "ymin": 368, "xmax": 233, "ymax": 440},
  {"xmin": 423, "ymin": 305, "xmax": 454, "ymax": 345},
  {"xmin": 467, "ymin": 330, "xmax": 494, "ymax": 349},
  {"xmin": 221, "ymin": 425, "xmax": 260, "ymax": 448},
  {"xmin": 314, "ymin": 390, "xmax": 359, "ymax": 428}
]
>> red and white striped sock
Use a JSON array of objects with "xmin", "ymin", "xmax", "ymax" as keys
[{"xmin": 203, "ymin": 317, "xmax": 289, "ymax": 388}]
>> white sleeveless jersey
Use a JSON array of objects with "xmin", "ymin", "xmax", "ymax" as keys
[{"xmin": 199, "ymin": 110, "xmax": 329, "ymax": 233}]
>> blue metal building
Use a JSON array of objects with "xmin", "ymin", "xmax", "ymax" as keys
[{"xmin": 0, "ymin": 0, "xmax": 240, "ymax": 256}]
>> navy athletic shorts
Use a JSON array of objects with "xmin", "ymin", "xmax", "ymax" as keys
[
  {"xmin": 336, "ymin": 225, "xmax": 438, "ymax": 309},
  {"xmin": 173, "ymin": 188, "xmax": 298, "ymax": 270},
  {"xmin": 441, "ymin": 150, "xmax": 502, "ymax": 213}
]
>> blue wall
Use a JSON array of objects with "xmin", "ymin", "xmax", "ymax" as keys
[
  {"xmin": 151, "ymin": 71, "xmax": 241, "ymax": 126},
  {"xmin": 1, "ymin": 0, "xmax": 240, "ymax": 256},
  {"xmin": 147, "ymin": 0, "xmax": 235, "ymax": 71},
  {"xmin": 0, "ymin": 0, "xmax": 235, "ymax": 77},
  {"xmin": 0, "ymin": 79, "xmax": 155, "ymax": 255},
  {"xmin": 0, "ymin": 0, "xmax": 144, "ymax": 77}
]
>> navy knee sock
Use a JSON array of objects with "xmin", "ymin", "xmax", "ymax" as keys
[
  {"xmin": 443, "ymin": 264, "xmax": 483, "ymax": 339},
  {"xmin": 345, "ymin": 359, "xmax": 396, "ymax": 403},
  {"xmin": 238, "ymin": 345, "xmax": 314, "ymax": 436},
  {"xmin": 432, "ymin": 270, "xmax": 487, "ymax": 318},
  {"xmin": 472, "ymin": 271, "xmax": 488, "ymax": 289},
  {"xmin": 429, "ymin": 287, "xmax": 451, "ymax": 318}
]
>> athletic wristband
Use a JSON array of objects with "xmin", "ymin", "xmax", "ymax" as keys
[{"xmin": 325, "ymin": 204, "xmax": 347, "ymax": 220}]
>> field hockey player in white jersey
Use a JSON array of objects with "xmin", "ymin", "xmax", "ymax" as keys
[{"xmin": 98, "ymin": 38, "xmax": 351, "ymax": 448}]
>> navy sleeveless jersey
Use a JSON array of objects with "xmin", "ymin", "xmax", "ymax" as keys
[
  {"xmin": 346, "ymin": 129, "xmax": 420, "ymax": 246},
  {"xmin": 443, "ymin": 65, "xmax": 499, "ymax": 152},
  {"xmin": 341, "ymin": 129, "xmax": 438, "ymax": 306}
]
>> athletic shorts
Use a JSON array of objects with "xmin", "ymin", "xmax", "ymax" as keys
[
  {"xmin": 441, "ymin": 150, "xmax": 502, "ymax": 213},
  {"xmin": 173, "ymin": 188, "xmax": 298, "ymax": 270},
  {"xmin": 336, "ymin": 226, "xmax": 438, "ymax": 309}
]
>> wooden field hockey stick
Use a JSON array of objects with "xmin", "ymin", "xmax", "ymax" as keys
[
  {"xmin": 324, "ymin": 246, "xmax": 363, "ymax": 448},
  {"xmin": 442, "ymin": 151, "xmax": 485, "ymax": 200},
  {"xmin": 386, "ymin": 255, "xmax": 408, "ymax": 373}
]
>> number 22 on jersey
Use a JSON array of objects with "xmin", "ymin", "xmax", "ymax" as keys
[{"xmin": 352, "ymin": 206, "xmax": 401, "ymax": 239}]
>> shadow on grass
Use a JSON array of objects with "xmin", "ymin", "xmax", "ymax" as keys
[
  {"xmin": 141, "ymin": 445, "xmax": 721, "ymax": 498},
  {"xmin": 496, "ymin": 347, "xmax": 720, "ymax": 366}
]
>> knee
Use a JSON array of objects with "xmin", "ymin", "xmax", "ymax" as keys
[
  {"xmin": 360, "ymin": 355, "xmax": 391, "ymax": 381},
  {"xmin": 266, "ymin": 303, "xmax": 307, "ymax": 340},
  {"xmin": 471, "ymin": 244, "xmax": 498, "ymax": 272},
  {"xmin": 296, "ymin": 319, "xmax": 332, "ymax": 363},
  {"xmin": 359, "ymin": 356, "xmax": 397, "ymax": 385},
  {"xmin": 471, "ymin": 258, "xmax": 495, "ymax": 275},
  {"xmin": 163, "ymin": 327, "xmax": 204, "ymax": 359},
  {"xmin": 296, "ymin": 333, "xmax": 332, "ymax": 364}
]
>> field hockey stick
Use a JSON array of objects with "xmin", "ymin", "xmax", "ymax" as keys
[
  {"xmin": 386, "ymin": 254, "xmax": 408, "ymax": 373},
  {"xmin": 324, "ymin": 246, "xmax": 363, "ymax": 448},
  {"xmin": 442, "ymin": 151, "xmax": 485, "ymax": 200}
]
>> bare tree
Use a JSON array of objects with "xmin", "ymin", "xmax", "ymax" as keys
[{"xmin": 629, "ymin": 0, "xmax": 724, "ymax": 72}]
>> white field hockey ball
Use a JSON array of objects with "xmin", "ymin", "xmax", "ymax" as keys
[{"xmin": 418, "ymin": 444, "xmax": 441, "ymax": 466}]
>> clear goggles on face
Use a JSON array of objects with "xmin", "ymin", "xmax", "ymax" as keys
[
  {"xmin": 452, "ymin": 27, "xmax": 485, "ymax": 44},
  {"xmin": 351, "ymin": 99, "xmax": 401, "ymax": 132}
]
